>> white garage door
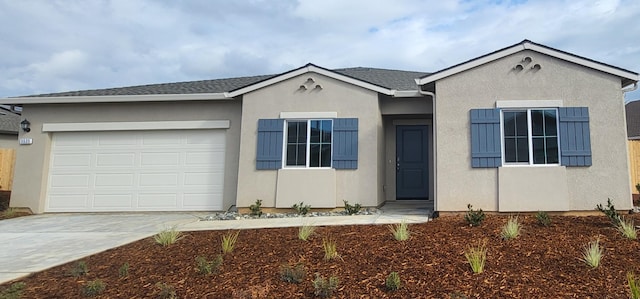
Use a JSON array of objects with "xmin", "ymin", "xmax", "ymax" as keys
[{"xmin": 46, "ymin": 129, "xmax": 225, "ymax": 212}]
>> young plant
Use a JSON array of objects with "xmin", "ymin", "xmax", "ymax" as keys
[
  {"xmin": 535, "ymin": 211, "xmax": 551, "ymax": 227},
  {"xmin": 464, "ymin": 240, "xmax": 487, "ymax": 274},
  {"xmin": 1, "ymin": 207, "xmax": 19, "ymax": 219},
  {"xmin": 313, "ymin": 273, "xmax": 339, "ymax": 298},
  {"xmin": 388, "ymin": 221, "xmax": 410, "ymax": 241},
  {"xmin": 280, "ymin": 262, "xmax": 306, "ymax": 283},
  {"xmin": 628, "ymin": 271, "xmax": 640, "ymax": 299},
  {"xmin": 70, "ymin": 260, "xmax": 89, "ymax": 277},
  {"xmin": 195, "ymin": 255, "xmax": 223, "ymax": 275},
  {"xmin": 156, "ymin": 282, "xmax": 177, "ymax": 299},
  {"xmin": 249, "ymin": 199, "xmax": 263, "ymax": 217},
  {"xmin": 385, "ymin": 271, "xmax": 402, "ymax": 291},
  {"xmin": 292, "ymin": 202, "xmax": 311, "ymax": 215},
  {"xmin": 343, "ymin": 200, "xmax": 362, "ymax": 215},
  {"xmin": 0, "ymin": 282, "xmax": 25, "ymax": 299},
  {"xmin": 81, "ymin": 280, "xmax": 105, "ymax": 297},
  {"xmin": 298, "ymin": 223, "xmax": 316, "ymax": 241},
  {"xmin": 501, "ymin": 216, "xmax": 522, "ymax": 240},
  {"xmin": 153, "ymin": 227, "xmax": 184, "ymax": 246},
  {"xmin": 118, "ymin": 262, "xmax": 129, "ymax": 278},
  {"xmin": 322, "ymin": 237, "xmax": 340, "ymax": 260},
  {"xmin": 464, "ymin": 204, "xmax": 485, "ymax": 227},
  {"xmin": 596, "ymin": 198, "xmax": 622, "ymax": 225},
  {"xmin": 617, "ymin": 217, "xmax": 638, "ymax": 240},
  {"xmin": 221, "ymin": 231, "xmax": 239, "ymax": 254},
  {"xmin": 581, "ymin": 239, "xmax": 603, "ymax": 268}
]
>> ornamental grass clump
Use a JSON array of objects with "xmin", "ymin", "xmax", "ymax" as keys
[
  {"xmin": 280, "ymin": 262, "xmax": 306, "ymax": 283},
  {"xmin": 81, "ymin": 280, "xmax": 105, "ymax": 297},
  {"xmin": 500, "ymin": 216, "xmax": 522, "ymax": 240},
  {"xmin": 195, "ymin": 255, "xmax": 223, "ymax": 275},
  {"xmin": 70, "ymin": 260, "xmax": 89, "ymax": 277},
  {"xmin": 0, "ymin": 282, "xmax": 25, "ymax": 299},
  {"xmin": 628, "ymin": 271, "xmax": 640, "ymax": 299},
  {"xmin": 313, "ymin": 273, "xmax": 339, "ymax": 298},
  {"xmin": 464, "ymin": 240, "xmax": 487, "ymax": 274},
  {"xmin": 298, "ymin": 223, "xmax": 316, "ymax": 241},
  {"xmin": 385, "ymin": 272, "xmax": 402, "ymax": 291},
  {"xmin": 617, "ymin": 217, "xmax": 637, "ymax": 240},
  {"xmin": 118, "ymin": 262, "xmax": 129, "ymax": 278},
  {"xmin": 535, "ymin": 211, "xmax": 551, "ymax": 227},
  {"xmin": 581, "ymin": 239, "xmax": 603, "ymax": 268},
  {"xmin": 464, "ymin": 204, "xmax": 485, "ymax": 227},
  {"xmin": 388, "ymin": 221, "xmax": 410, "ymax": 241},
  {"xmin": 322, "ymin": 237, "xmax": 340, "ymax": 261},
  {"xmin": 221, "ymin": 231, "xmax": 239, "ymax": 254},
  {"xmin": 153, "ymin": 227, "xmax": 184, "ymax": 247}
]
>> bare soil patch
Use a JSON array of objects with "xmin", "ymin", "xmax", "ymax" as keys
[{"xmin": 3, "ymin": 215, "xmax": 640, "ymax": 298}]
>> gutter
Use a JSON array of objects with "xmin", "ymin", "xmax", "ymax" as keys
[
  {"xmin": 623, "ymin": 82, "xmax": 638, "ymax": 93},
  {"xmin": 0, "ymin": 92, "xmax": 231, "ymax": 105}
]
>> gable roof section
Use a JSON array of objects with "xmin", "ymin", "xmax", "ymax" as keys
[
  {"xmin": 0, "ymin": 64, "xmax": 428, "ymax": 104},
  {"xmin": 626, "ymin": 101, "xmax": 640, "ymax": 139},
  {"xmin": 0, "ymin": 109, "xmax": 19, "ymax": 134},
  {"xmin": 416, "ymin": 40, "xmax": 639, "ymax": 87}
]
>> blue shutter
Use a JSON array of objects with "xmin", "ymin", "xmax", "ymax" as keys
[
  {"xmin": 470, "ymin": 109, "xmax": 502, "ymax": 168},
  {"xmin": 256, "ymin": 119, "xmax": 284, "ymax": 170},
  {"xmin": 333, "ymin": 118, "xmax": 358, "ymax": 169},
  {"xmin": 559, "ymin": 107, "xmax": 592, "ymax": 166}
]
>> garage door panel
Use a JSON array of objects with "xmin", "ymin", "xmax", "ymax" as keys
[
  {"xmin": 46, "ymin": 129, "xmax": 226, "ymax": 212},
  {"xmin": 94, "ymin": 194, "xmax": 133, "ymax": 208},
  {"xmin": 96, "ymin": 153, "xmax": 135, "ymax": 167}
]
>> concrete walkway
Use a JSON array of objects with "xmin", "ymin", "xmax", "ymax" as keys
[{"xmin": 0, "ymin": 203, "xmax": 430, "ymax": 284}]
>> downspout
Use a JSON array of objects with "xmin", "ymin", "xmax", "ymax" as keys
[{"xmin": 418, "ymin": 88, "xmax": 437, "ymax": 214}]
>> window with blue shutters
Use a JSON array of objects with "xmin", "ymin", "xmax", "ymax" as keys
[{"xmin": 256, "ymin": 118, "xmax": 358, "ymax": 170}]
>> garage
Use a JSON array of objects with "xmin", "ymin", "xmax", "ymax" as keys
[{"xmin": 45, "ymin": 129, "xmax": 226, "ymax": 212}]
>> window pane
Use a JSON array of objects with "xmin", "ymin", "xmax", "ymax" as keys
[
  {"xmin": 321, "ymin": 144, "xmax": 332, "ymax": 167},
  {"xmin": 516, "ymin": 137, "xmax": 529, "ymax": 162},
  {"xmin": 532, "ymin": 110, "xmax": 544, "ymax": 136},
  {"xmin": 286, "ymin": 145, "xmax": 296, "ymax": 165},
  {"xmin": 297, "ymin": 122, "xmax": 307, "ymax": 143},
  {"xmin": 321, "ymin": 120, "xmax": 332, "ymax": 143},
  {"xmin": 532, "ymin": 137, "xmax": 545, "ymax": 164},
  {"xmin": 515, "ymin": 112, "xmax": 528, "ymax": 136},
  {"xmin": 296, "ymin": 145, "xmax": 306, "ymax": 166},
  {"xmin": 544, "ymin": 110, "xmax": 557, "ymax": 136},
  {"xmin": 547, "ymin": 137, "xmax": 559, "ymax": 163},
  {"xmin": 310, "ymin": 144, "xmax": 320, "ymax": 167},
  {"xmin": 310, "ymin": 121, "xmax": 320, "ymax": 143},
  {"xmin": 287, "ymin": 122, "xmax": 299, "ymax": 143},
  {"xmin": 503, "ymin": 112, "xmax": 516, "ymax": 136},
  {"xmin": 504, "ymin": 138, "xmax": 516, "ymax": 162}
]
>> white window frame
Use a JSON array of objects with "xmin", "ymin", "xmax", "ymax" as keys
[
  {"xmin": 500, "ymin": 108, "xmax": 560, "ymax": 167},
  {"xmin": 282, "ymin": 119, "xmax": 333, "ymax": 169}
]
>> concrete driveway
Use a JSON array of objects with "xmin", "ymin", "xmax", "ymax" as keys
[{"xmin": 0, "ymin": 213, "xmax": 201, "ymax": 284}]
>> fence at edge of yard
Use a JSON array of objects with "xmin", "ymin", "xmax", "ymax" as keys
[{"xmin": 0, "ymin": 148, "xmax": 15, "ymax": 191}]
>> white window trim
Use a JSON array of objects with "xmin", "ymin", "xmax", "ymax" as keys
[
  {"xmin": 496, "ymin": 100, "xmax": 563, "ymax": 108},
  {"xmin": 282, "ymin": 119, "xmax": 334, "ymax": 169},
  {"xmin": 500, "ymin": 108, "xmax": 560, "ymax": 167}
]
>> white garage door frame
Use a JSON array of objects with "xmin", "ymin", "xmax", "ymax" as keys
[{"xmin": 43, "ymin": 121, "xmax": 229, "ymax": 212}]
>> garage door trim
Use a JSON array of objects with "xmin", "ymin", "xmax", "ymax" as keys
[{"xmin": 43, "ymin": 120, "xmax": 230, "ymax": 132}]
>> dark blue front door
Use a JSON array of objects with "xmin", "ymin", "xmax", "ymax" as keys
[{"xmin": 396, "ymin": 125, "xmax": 429, "ymax": 199}]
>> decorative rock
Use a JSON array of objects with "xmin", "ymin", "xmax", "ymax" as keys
[{"xmin": 198, "ymin": 208, "xmax": 381, "ymax": 221}]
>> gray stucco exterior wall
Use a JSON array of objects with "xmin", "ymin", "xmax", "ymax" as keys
[{"xmin": 434, "ymin": 50, "xmax": 632, "ymax": 211}]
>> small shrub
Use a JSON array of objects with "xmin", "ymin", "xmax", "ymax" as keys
[
  {"xmin": 581, "ymin": 239, "xmax": 603, "ymax": 268},
  {"xmin": 385, "ymin": 271, "xmax": 402, "ymax": 291},
  {"xmin": 195, "ymin": 255, "xmax": 223, "ymax": 275},
  {"xmin": 628, "ymin": 271, "xmax": 640, "ymax": 299},
  {"xmin": 535, "ymin": 211, "xmax": 551, "ymax": 227},
  {"xmin": 464, "ymin": 240, "xmax": 487, "ymax": 274},
  {"xmin": 70, "ymin": 260, "xmax": 89, "ymax": 277},
  {"xmin": 156, "ymin": 282, "xmax": 177, "ymax": 299},
  {"xmin": 298, "ymin": 223, "xmax": 316, "ymax": 241},
  {"xmin": 501, "ymin": 216, "xmax": 522, "ymax": 240},
  {"xmin": 313, "ymin": 273, "xmax": 339, "ymax": 298},
  {"xmin": 118, "ymin": 262, "xmax": 129, "ymax": 278},
  {"xmin": 0, "ymin": 282, "xmax": 25, "ymax": 299},
  {"xmin": 464, "ymin": 204, "xmax": 485, "ymax": 227},
  {"xmin": 596, "ymin": 198, "xmax": 622, "ymax": 225},
  {"xmin": 388, "ymin": 221, "xmax": 410, "ymax": 241},
  {"xmin": 280, "ymin": 262, "xmax": 306, "ymax": 283},
  {"xmin": 617, "ymin": 217, "xmax": 638, "ymax": 240},
  {"xmin": 636, "ymin": 183, "xmax": 640, "ymax": 194},
  {"xmin": 322, "ymin": 237, "xmax": 340, "ymax": 261},
  {"xmin": 221, "ymin": 231, "xmax": 239, "ymax": 254},
  {"xmin": 343, "ymin": 200, "xmax": 362, "ymax": 215},
  {"xmin": 1, "ymin": 207, "xmax": 19, "ymax": 219},
  {"xmin": 249, "ymin": 199, "xmax": 263, "ymax": 217},
  {"xmin": 153, "ymin": 227, "xmax": 184, "ymax": 246},
  {"xmin": 81, "ymin": 280, "xmax": 105, "ymax": 297},
  {"xmin": 292, "ymin": 202, "xmax": 311, "ymax": 215}
]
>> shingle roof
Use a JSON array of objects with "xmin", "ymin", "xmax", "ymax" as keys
[
  {"xmin": 24, "ymin": 67, "xmax": 429, "ymax": 98},
  {"xmin": 626, "ymin": 100, "xmax": 640, "ymax": 138},
  {"xmin": 0, "ymin": 109, "xmax": 19, "ymax": 134}
]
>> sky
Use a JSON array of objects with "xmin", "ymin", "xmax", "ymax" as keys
[{"xmin": 0, "ymin": 0, "xmax": 639, "ymax": 101}]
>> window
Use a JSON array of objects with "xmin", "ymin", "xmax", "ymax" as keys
[
  {"xmin": 502, "ymin": 109, "xmax": 559, "ymax": 165},
  {"xmin": 285, "ymin": 119, "xmax": 332, "ymax": 167}
]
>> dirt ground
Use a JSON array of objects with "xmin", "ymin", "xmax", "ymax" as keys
[{"xmin": 3, "ymin": 214, "xmax": 640, "ymax": 298}]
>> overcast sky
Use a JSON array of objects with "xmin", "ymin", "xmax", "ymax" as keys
[{"xmin": 0, "ymin": 0, "xmax": 639, "ymax": 100}]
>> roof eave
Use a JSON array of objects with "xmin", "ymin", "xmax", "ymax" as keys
[{"xmin": 0, "ymin": 93, "xmax": 232, "ymax": 104}]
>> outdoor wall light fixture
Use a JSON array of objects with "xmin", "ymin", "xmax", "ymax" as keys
[{"xmin": 20, "ymin": 119, "xmax": 31, "ymax": 132}]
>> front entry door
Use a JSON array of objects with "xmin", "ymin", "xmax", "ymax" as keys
[{"xmin": 396, "ymin": 125, "xmax": 429, "ymax": 199}]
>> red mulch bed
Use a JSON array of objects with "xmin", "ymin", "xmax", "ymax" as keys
[{"xmin": 3, "ymin": 214, "xmax": 640, "ymax": 298}]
